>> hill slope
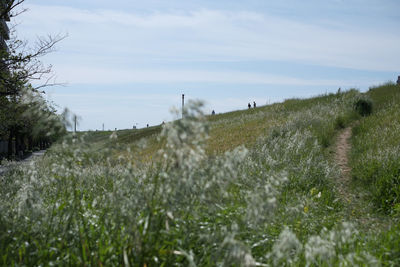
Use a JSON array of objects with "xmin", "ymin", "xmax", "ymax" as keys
[{"xmin": 1, "ymin": 84, "xmax": 400, "ymax": 266}]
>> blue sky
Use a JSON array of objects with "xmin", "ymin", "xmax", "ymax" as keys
[{"xmin": 14, "ymin": 0, "xmax": 400, "ymax": 130}]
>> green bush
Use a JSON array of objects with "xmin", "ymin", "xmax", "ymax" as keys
[{"xmin": 354, "ymin": 97, "xmax": 373, "ymax": 117}]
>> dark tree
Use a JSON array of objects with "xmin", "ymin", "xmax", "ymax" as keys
[{"xmin": 0, "ymin": 0, "xmax": 67, "ymax": 159}]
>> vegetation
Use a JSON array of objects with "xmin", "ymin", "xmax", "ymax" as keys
[
  {"xmin": 351, "ymin": 83, "xmax": 400, "ymax": 214},
  {"xmin": 2, "ymin": 85, "xmax": 400, "ymax": 266},
  {"xmin": 0, "ymin": 0, "xmax": 66, "ymax": 160},
  {"xmin": 353, "ymin": 96, "xmax": 373, "ymax": 117},
  {"xmin": 1, "ymin": 1, "xmax": 399, "ymax": 265}
]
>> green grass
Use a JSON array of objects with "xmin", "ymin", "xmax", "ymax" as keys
[
  {"xmin": 1, "ymin": 86, "xmax": 400, "ymax": 266},
  {"xmin": 77, "ymin": 90, "xmax": 360, "ymax": 157},
  {"xmin": 351, "ymin": 83, "xmax": 400, "ymax": 214}
]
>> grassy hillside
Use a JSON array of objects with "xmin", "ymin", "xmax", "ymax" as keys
[
  {"xmin": 77, "ymin": 89, "xmax": 360, "ymax": 158},
  {"xmin": 1, "ymin": 85, "xmax": 400, "ymax": 266}
]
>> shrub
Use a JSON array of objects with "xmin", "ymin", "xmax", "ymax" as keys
[{"xmin": 354, "ymin": 97, "xmax": 373, "ymax": 117}]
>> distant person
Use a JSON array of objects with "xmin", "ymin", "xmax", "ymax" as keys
[
  {"xmin": 147, "ymin": 124, "xmax": 149, "ymax": 128},
  {"xmin": 248, "ymin": 103, "xmax": 251, "ymax": 109},
  {"xmin": 253, "ymin": 101, "xmax": 256, "ymax": 108},
  {"xmin": 211, "ymin": 110, "xmax": 215, "ymax": 115},
  {"xmin": 337, "ymin": 87, "xmax": 341, "ymax": 94},
  {"xmin": 397, "ymin": 75, "xmax": 400, "ymax": 85}
]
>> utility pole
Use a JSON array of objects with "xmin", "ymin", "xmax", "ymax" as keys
[
  {"xmin": 74, "ymin": 115, "xmax": 77, "ymax": 132},
  {"xmin": 182, "ymin": 94, "xmax": 185, "ymax": 119}
]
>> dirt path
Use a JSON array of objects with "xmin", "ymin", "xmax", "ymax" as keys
[
  {"xmin": 334, "ymin": 127, "xmax": 391, "ymax": 228},
  {"xmin": 0, "ymin": 166, "xmax": 7, "ymax": 176},
  {"xmin": 334, "ymin": 127, "xmax": 353, "ymax": 204},
  {"xmin": 334, "ymin": 126, "xmax": 368, "ymax": 223},
  {"xmin": 0, "ymin": 150, "xmax": 46, "ymax": 177}
]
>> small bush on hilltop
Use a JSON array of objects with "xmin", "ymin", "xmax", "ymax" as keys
[{"xmin": 354, "ymin": 96, "xmax": 373, "ymax": 117}]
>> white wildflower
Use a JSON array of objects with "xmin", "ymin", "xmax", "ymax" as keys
[
  {"xmin": 109, "ymin": 131, "xmax": 118, "ymax": 140},
  {"xmin": 269, "ymin": 227, "xmax": 303, "ymax": 266},
  {"xmin": 305, "ymin": 234, "xmax": 335, "ymax": 265}
]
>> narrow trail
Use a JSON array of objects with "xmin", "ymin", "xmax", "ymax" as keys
[
  {"xmin": 334, "ymin": 127, "xmax": 353, "ymax": 204},
  {"xmin": 334, "ymin": 127, "xmax": 391, "ymax": 229}
]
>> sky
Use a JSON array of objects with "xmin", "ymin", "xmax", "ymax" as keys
[{"xmin": 13, "ymin": 0, "xmax": 400, "ymax": 130}]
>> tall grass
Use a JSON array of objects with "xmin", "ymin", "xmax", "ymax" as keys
[
  {"xmin": 0, "ymin": 90, "xmax": 390, "ymax": 266},
  {"xmin": 351, "ymin": 83, "xmax": 400, "ymax": 214}
]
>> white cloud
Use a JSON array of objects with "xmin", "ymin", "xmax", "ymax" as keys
[
  {"xmin": 53, "ymin": 65, "xmax": 371, "ymax": 87},
  {"xmin": 17, "ymin": 4, "xmax": 400, "ymax": 73}
]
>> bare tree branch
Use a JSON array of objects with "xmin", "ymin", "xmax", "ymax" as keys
[
  {"xmin": 1, "ymin": 33, "xmax": 67, "ymax": 96},
  {"xmin": 33, "ymin": 74, "xmax": 67, "ymax": 91}
]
